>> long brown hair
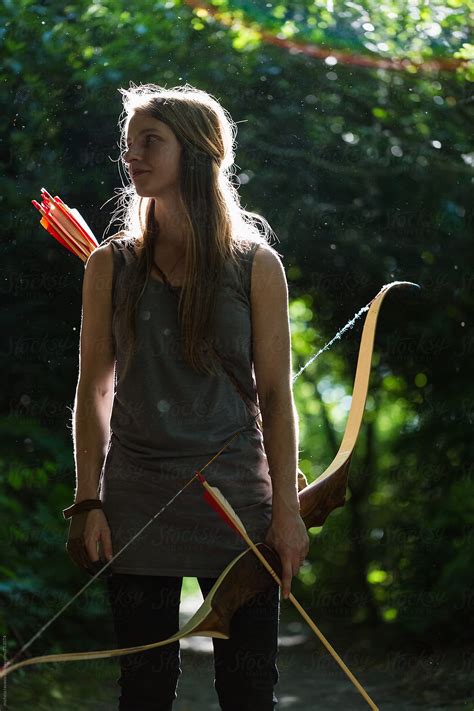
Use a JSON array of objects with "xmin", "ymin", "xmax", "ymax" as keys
[{"xmin": 103, "ymin": 82, "xmax": 277, "ymax": 380}]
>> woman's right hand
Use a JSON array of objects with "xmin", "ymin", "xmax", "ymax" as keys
[{"xmin": 66, "ymin": 509, "xmax": 114, "ymax": 576}]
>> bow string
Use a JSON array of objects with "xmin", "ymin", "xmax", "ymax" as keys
[{"xmin": 1, "ymin": 280, "xmax": 420, "ymax": 711}]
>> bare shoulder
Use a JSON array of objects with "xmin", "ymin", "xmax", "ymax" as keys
[
  {"xmin": 82, "ymin": 242, "xmax": 116, "ymax": 302},
  {"xmin": 253, "ymin": 242, "xmax": 285, "ymax": 273},
  {"xmin": 83, "ymin": 231, "xmax": 128, "ymax": 277},
  {"xmin": 249, "ymin": 242, "xmax": 291, "ymax": 406},
  {"xmin": 85, "ymin": 242, "xmax": 113, "ymax": 267},
  {"xmin": 79, "ymin": 242, "xmax": 118, "ymax": 391},
  {"xmin": 86, "ymin": 230, "xmax": 132, "ymax": 264},
  {"xmin": 251, "ymin": 243, "xmax": 288, "ymax": 300}
]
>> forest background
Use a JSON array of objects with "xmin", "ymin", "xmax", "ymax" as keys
[{"xmin": 1, "ymin": 0, "xmax": 472, "ymax": 708}]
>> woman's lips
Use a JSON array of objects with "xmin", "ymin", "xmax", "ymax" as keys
[{"xmin": 132, "ymin": 171, "xmax": 149, "ymax": 179}]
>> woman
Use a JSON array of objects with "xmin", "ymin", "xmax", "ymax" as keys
[{"xmin": 66, "ymin": 83, "xmax": 309, "ymax": 710}]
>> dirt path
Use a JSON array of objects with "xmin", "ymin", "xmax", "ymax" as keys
[
  {"xmin": 172, "ymin": 632, "xmax": 472, "ymax": 711},
  {"xmin": 167, "ymin": 594, "xmax": 473, "ymax": 711},
  {"xmin": 4, "ymin": 595, "xmax": 473, "ymax": 710}
]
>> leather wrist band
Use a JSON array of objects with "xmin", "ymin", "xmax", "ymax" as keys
[{"xmin": 63, "ymin": 499, "xmax": 103, "ymax": 520}]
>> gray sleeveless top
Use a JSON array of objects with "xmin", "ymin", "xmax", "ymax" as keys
[{"xmin": 99, "ymin": 236, "xmax": 273, "ymax": 576}]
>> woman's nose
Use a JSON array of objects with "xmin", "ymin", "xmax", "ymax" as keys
[{"xmin": 124, "ymin": 144, "xmax": 141, "ymax": 162}]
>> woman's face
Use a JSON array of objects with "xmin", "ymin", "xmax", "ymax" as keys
[{"xmin": 123, "ymin": 111, "xmax": 182, "ymax": 198}]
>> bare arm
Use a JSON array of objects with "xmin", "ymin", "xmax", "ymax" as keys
[
  {"xmin": 251, "ymin": 244, "xmax": 299, "ymax": 512},
  {"xmin": 251, "ymin": 243, "xmax": 309, "ymax": 598},
  {"xmin": 72, "ymin": 244, "xmax": 115, "ymax": 502}
]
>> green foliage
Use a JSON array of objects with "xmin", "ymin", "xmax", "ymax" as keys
[
  {"xmin": 1, "ymin": 0, "xmax": 472, "ymax": 676},
  {"xmin": 0, "ymin": 418, "xmax": 114, "ymax": 665}
]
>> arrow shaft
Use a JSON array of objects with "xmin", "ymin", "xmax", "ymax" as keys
[{"xmin": 238, "ymin": 528, "xmax": 379, "ymax": 711}]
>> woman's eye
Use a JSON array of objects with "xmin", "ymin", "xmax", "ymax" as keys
[{"xmin": 125, "ymin": 135, "xmax": 159, "ymax": 151}]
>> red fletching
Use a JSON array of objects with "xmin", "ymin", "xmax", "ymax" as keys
[
  {"xmin": 39, "ymin": 215, "xmax": 77, "ymax": 254},
  {"xmin": 196, "ymin": 471, "xmax": 246, "ymax": 539},
  {"xmin": 202, "ymin": 490, "xmax": 243, "ymax": 536},
  {"xmin": 32, "ymin": 188, "xmax": 99, "ymax": 263}
]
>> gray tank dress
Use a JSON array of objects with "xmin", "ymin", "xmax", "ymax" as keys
[{"xmin": 99, "ymin": 236, "xmax": 274, "ymax": 577}]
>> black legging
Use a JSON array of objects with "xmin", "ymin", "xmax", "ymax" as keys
[{"xmin": 106, "ymin": 572, "xmax": 280, "ymax": 710}]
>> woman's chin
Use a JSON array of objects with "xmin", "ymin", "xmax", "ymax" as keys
[{"xmin": 133, "ymin": 187, "xmax": 154, "ymax": 197}]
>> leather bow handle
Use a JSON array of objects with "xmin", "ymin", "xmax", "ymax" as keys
[
  {"xmin": 0, "ymin": 280, "xmax": 419, "ymax": 685},
  {"xmin": 0, "ymin": 544, "xmax": 280, "ymax": 676}
]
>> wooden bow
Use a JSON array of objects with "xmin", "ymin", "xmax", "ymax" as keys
[{"xmin": 1, "ymin": 281, "xmax": 418, "ymax": 711}]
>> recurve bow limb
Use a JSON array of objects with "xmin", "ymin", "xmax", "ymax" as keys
[
  {"xmin": 298, "ymin": 280, "xmax": 419, "ymax": 526},
  {"xmin": 193, "ymin": 280, "xmax": 419, "ymax": 711},
  {"xmin": 0, "ymin": 280, "xmax": 418, "ymax": 683},
  {"xmin": 0, "ymin": 543, "xmax": 280, "ymax": 677}
]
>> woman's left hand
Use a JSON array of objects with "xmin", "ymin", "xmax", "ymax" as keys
[{"xmin": 264, "ymin": 509, "xmax": 309, "ymax": 599}]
